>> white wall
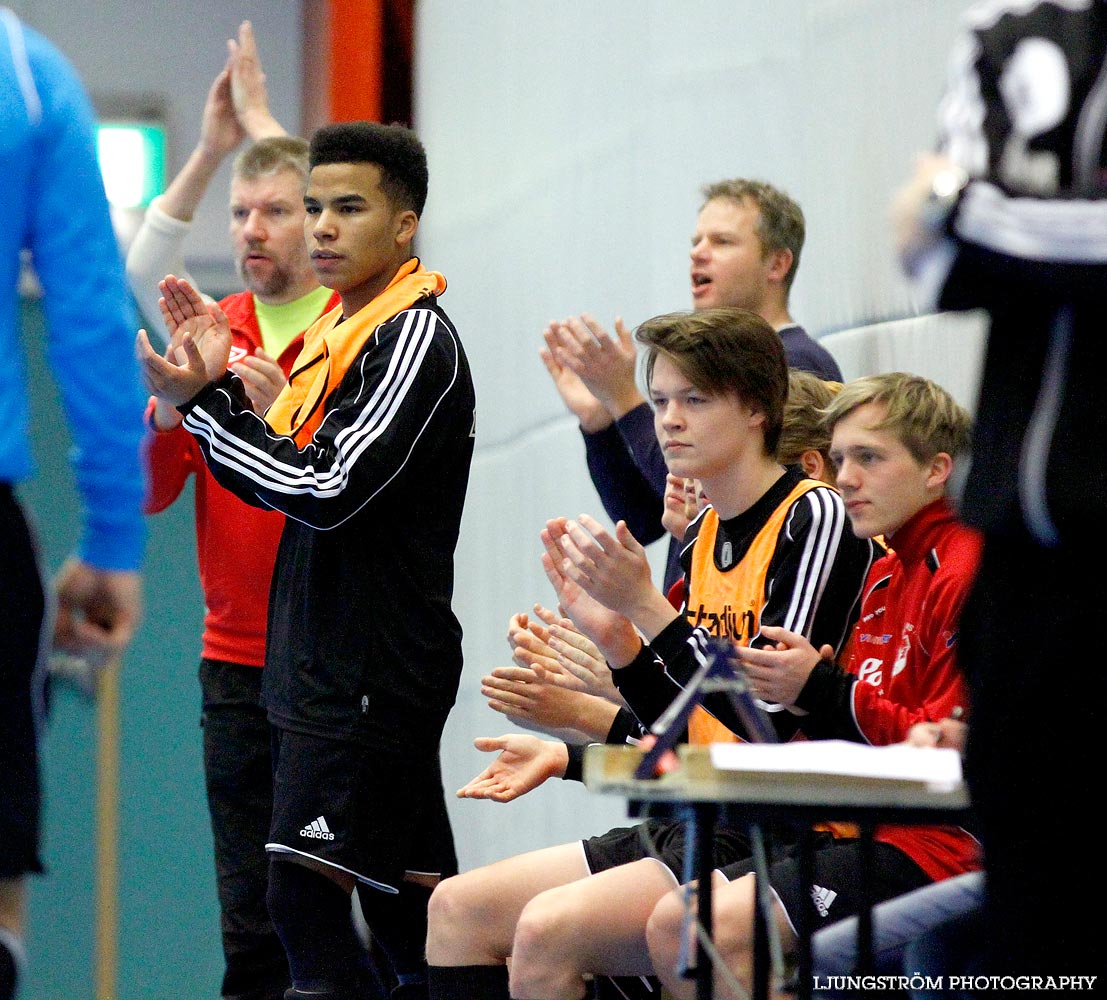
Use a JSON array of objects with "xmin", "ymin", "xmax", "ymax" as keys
[{"xmin": 413, "ymin": 0, "xmax": 979, "ymax": 871}]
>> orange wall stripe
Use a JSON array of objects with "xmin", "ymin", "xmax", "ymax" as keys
[{"xmin": 328, "ymin": 0, "xmax": 384, "ymax": 123}]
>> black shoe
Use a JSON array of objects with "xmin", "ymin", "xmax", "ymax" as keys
[
  {"xmin": 284, "ymin": 970, "xmax": 390, "ymax": 1000},
  {"xmin": 390, "ymin": 983, "xmax": 428, "ymax": 1000},
  {"xmin": 592, "ymin": 975, "xmax": 663, "ymax": 999}
]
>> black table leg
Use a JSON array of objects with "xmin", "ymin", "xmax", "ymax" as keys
[
  {"xmin": 695, "ymin": 802, "xmax": 717, "ymax": 1000},
  {"xmin": 750, "ymin": 823, "xmax": 772, "ymax": 1000},
  {"xmin": 857, "ymin": 824, "xmax": 876, "ymax": 978},
  {"xmin": 795, "ymin": 827, "xmax": 816, "ymax": 1000}
]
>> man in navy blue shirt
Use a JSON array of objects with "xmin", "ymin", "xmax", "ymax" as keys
[{"xmin": 541, "ymin": 178, "xmax": 841, "ymax": 591}]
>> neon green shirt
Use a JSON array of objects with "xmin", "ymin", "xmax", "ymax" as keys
[{"xmin": 254, "ymin": 285, "xmax": 334, "ymax": 359}]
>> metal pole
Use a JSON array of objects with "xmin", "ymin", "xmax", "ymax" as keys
[{"xmin": 94, "ymin": 655, "xmax": 120, "ymax": 1000}]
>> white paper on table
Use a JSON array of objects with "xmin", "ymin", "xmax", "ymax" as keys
[{"xmin": 709, "ymin": 740, "xmax": 963, "ymax": 792}]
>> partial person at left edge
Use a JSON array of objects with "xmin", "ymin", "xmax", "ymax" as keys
[{"xmin": 0, "ymin": 8, "xmax": 146, "ymax": 1000}]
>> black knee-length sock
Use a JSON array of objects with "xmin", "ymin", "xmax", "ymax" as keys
[{"xmin": 426, "ymin": 963, "xmax": 510, "ymax": 1000}]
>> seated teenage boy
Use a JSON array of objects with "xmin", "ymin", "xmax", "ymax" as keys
[
  {"xmin": 137, "ymin": 122, "xmax": 476, "ymax": 1000},
  {"xmin": 426, "ymin": 308, "xmax": 875, "ymax": 1000},
  {"xmin": 643, "ymin": 372, "xmax": 982, "ymax": 1000},
  {"xmin": 465, "ymin": 367, "xmax": 852, "ymax": 769}
]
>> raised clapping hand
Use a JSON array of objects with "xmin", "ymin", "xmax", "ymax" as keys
[
  {"xmin": 661, "ymin": 473, "xmax": 705, "ymax": 543},
  {"xmin": 480, "ymin": 662, "xmax": 591, "ymax": 740},
  {"xmin": 547, "ymin": 314, "xmax": 642, "ymax": 417},
  {"xmin": 542, "ymin": 514, "xmax": 656, "ymax": 621},
  {"xmin": 136, "ymin": 275, "xmax": 232, "ymax": 406},
  {"xmin": 545, "ymin": 617, "xmax": 622, "ymax": 706},
  {"xmin": 519, "ymin": 603, "xmax": 623, "ymax": 705},
  {"xmin": 494, "ymin": 609, "xmax": 597, "ymax": 739},
  {"xmin": 540, "ymin": 518, "xmax": 642, "ymax": 663},
  {"xmin": 490, "ymin": 606, "xmax": 625, "ymax": 740},
  {"xmin": 198, "ymin": 53, "xmax": 246, "ymax": 161},
  {"xmin": 455, "ymin": 735, "xmax": 569, "ymax": 803},
  {"xmin": 539, "ymin": 322, "xmax": 611, "ymax": 433},
  {"xmin": 736, "ymin": 625, "xmax": 835, "ymax": 708},
  {"xmin": 227, "ymin": 20, "xmax": 286, "ymax": 140},
  {"xmin": 507, "ymin": 610, "xmax": 561, "ymax": 673},
  {"xmin": 508, "ymin": 605, "xmax": 618, "ymax": 702}
]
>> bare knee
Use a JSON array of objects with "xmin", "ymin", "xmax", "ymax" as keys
[
  {"xmin": 512, "ymin": 891, "xmax": 578, "ymax": 968},
  {"xmin": 648, "ymin": 874, "xmax": 768, "ymax": 1000},
  {"xmin": 426, "ymin": 872, "xmax": 507, "ymax": 966},
  {"xmin": 510, "ymin": 890, "xmax": 587, "ymax": 1000},
  {"xmin": 427, "ymin": 842, "xmax": 590, "ymax": 970},
  {"xmin": 646, "ymin": 886, "xmax": 687, "ymax": 973},
  {"xmin": 709, "ymin": 874, "xmax": 760, "ymax": 982}
]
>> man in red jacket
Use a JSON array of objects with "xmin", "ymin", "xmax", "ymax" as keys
[{"xmin": 128, "ymin": 24, "xmax": 340, "ymax": 1000}]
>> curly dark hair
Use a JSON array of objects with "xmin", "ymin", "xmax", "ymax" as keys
[{"xmin": 309, "ymin": 121, "xmax": 428, "ymax": 215}]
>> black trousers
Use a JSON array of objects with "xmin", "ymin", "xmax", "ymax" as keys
[
  {"xmin": 0, "ymin": 484, "xmax": 46, "ymax": 880},
  {"xmin": 200, "ymin": 659, "xmax": 290, "ymax": 1000},
  {"xmin": 960, "ymin": 534, "xmax": 1105, "ymax": 981}
]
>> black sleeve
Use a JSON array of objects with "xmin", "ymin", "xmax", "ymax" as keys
[
  {"xmin": 561, "ymin": 708, "xmax": 648, "ymax": 785},
  {"xmin": 940, "ymin": 242, "xmax": 1107, "ymax": 313},
  {"xmin": 583, "ymin": 420, "xmax": 665, "ymax": 543},
  {"xmin": 610, "ymin": 640, "xmax": 685, "ymax": 731},
  {"xmin": 180, "ymin": 307, "xmax": 465, "ymax": 528},
  {"xmin": 563, "ymin": 742, "xmax": 587, "ymax": 783},
  {"xmin": 793, "ymin": 659, "xmax": 863, "ymax": 741},
  {"xmin": 176, "ymin": 373, "xmax": 273, "ymax": 510},
  {"xmin": 608, "ymin": 622, "xmax": 767, "ymax": 742},
  {"xmin": 615, "ymin": 403, "xmax": 668, "ymax": 500},
  {"xmin": 605, "ymin": 707, "xmax": 646, "ymax": 744}
]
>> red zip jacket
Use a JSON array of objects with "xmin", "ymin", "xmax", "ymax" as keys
[
  {"xmin": 796, "ymin": 497, "xmax": 983, "ymax": 880},
  {"xmin": 143, "ymin": 289, "xmax": 339, "ymax": 666}
]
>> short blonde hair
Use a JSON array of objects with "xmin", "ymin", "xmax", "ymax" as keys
[
  {"xmin": 700, "ymin": 178, "xmax": 805, "ymax": 293},
  {"xmin": 778, "ymin": 370, "xmax": 842, "ymax": 465},
  {"xmin": 233, "ymin": 136, "xmax": 310, "ymax": 184},
  {"xmin": 823, "ymin": 372, "xmax": 971, "ymax": 464}
]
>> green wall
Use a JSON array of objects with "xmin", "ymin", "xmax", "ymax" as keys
[{"xmin": 18, "ymin": 299, "xmax": 223, "ymax": 998}]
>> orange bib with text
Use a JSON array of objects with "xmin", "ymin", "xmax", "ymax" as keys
[{"xmin": 684, "ymin": 478, "xmax": 825, "ymax": 745}]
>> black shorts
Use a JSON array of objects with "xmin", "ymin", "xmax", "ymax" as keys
[
  {"xmin": 0, "ymin": 486, "xmax": 48, "ymax": 879},
  {"xmin": 267, "ymin": 726, "xmax": 457, "ymax": 893},
  {"xmin": 583, "ymin": 817, "xmax": 752, "ymax": 882},
  {"xmin": 718, "ymin": 834, "xmax": 930, "ymax": 935}
]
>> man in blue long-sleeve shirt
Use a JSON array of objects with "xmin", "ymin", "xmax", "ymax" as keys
[
  {"xmin": 541, "ymin": 178, "xmax": 841, "ymax": 591},
  {"xmin": 1, "ymin": 11, "xmax": 146, "ymax": 999}
]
